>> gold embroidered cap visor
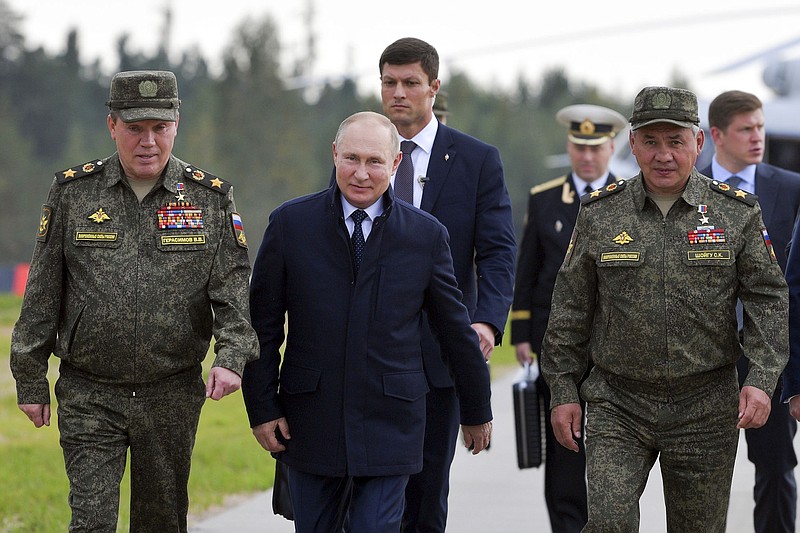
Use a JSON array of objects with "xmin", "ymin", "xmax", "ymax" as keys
[
  {"xmin": 106, "ymin": 70, "xmax": 180, "ymax": 123},
  {"xmin": 629, "ymin": 86, "xmax": 699, "ymax": 131}
]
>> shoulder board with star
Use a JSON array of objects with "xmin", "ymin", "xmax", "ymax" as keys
[
  {"xmin": 581, "ymin": 179, "xmax": 627, "ymax": 205},
  {"xmin": 56, "ymin": 159, "xmax": 105, "ymax": 184},
  {"xmin": 709, "ymin": 180, "xmax": 757, "ymax": 206},
  {"xmin": 183, "ymin": 165, "xmax": 231, "ymax": 194},
  {"xmin": 530, "ymin": 175, "xmax": 567, "ymax": 196}
]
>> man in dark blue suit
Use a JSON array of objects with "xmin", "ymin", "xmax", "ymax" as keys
[
  {"xmin": 376, "ymin": 37, "xmax": 517, "ymax": 532},
  {"xmin": 511, "ymin": 104, "xmax": 626, "ymax": 532},
  {"xmin": 700, "ymin": 89, "xmax": 800, "ymax": 533},
  {"xmin": 242, "ymin": 111, "xmax": 493, "ymax": 533}
]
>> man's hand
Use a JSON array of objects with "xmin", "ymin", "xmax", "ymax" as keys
[
  {"xmin": 471, "ymin": 322, "xmax": 496, "ymax": 362},
  {"xmin": 514, "ymin": 342, "xmax": 533, "ymax": 365},
  {"xmin": 19, "ymin": 403, "xmax": 50, "ymax": 428},
  {"xmin": 737, "ymin": 385, "xmax": 771, "ymax": 429},
  {"xmin": 790, "ymin": 396, "xmax": 800, "ymax": 421},
  {"xmin": 461, "ymin": 421, "xmax": 492, "ymax": 455},
  {"xmin": 206, "ymin": 366, "xmax": 242, "ymax": 400},
  {"xmin": 551, "ymin": 403, "xmax": 582, "ymax": 452},
  {"xmin": 252, "ymin": 418, "xmax": 291, "ymax": 452}
]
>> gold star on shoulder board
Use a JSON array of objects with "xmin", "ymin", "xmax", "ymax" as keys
[
  {"xmin": 735, "ymin": 189, "xmax": 748, "ymax": 198},
  {"xmin": 590, "ymin": 189, "xmax": 602, "ymax": 198},
  {"xmin": 210, "ymin": 177, "xmax": 223, "ymax": 188},
  {"xmin": 63, "ymin": 168, "xmax": 77, "ymax": 179}
]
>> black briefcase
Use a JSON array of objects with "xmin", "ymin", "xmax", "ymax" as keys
[{"xmin": 513, "ymin": 364, "xmax": 545, "ymax": 469}]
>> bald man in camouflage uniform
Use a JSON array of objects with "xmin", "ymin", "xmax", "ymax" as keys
[
  {"xmin": 10, "ymin": 70, "xmax": 259, "ymax": 532},
  {"xmin": 541, "ymin": 86, "xmax": 788, "ymax": 532}
]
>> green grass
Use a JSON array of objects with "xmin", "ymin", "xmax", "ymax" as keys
[
  {"xmin": 0, "ymin": 293, "xmax": 514, "ymax": 531},
  {"xmin": 0, "ymin": 294, "xmax": 274, "ymax": 532}
]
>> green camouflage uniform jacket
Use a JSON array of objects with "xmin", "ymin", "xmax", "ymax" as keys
[
  {"xmin": 541, "ymin": 169, "xmax": 789, "ymax": 407},
  {"xmin": 11, "ymin": 153, "xmax": 259, "ymax": 405}
]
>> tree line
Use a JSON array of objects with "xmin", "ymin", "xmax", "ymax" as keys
[{"xmin": 0, "ymin": 1, "xmax": 674, "ymax": 264}]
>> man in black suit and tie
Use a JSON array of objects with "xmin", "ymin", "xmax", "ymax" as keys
[
  {"xmin": 699, "ymin": 89, "xmax": 800, "ymax": 533},
  {"xmin": 375, "ymin": 37, "xmax": 517, "ymax": 533},
  {"xmin": 242, "ymin": 111, "xmax": 493, "ymax": 533},
  {"xmin": 510, "ymin": 104, "xmax": 626, "ymax": 532}
]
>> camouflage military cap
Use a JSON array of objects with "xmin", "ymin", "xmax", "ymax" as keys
[
  {"xmin": 106, "ymin": 70, "xmax": 180, "ymax": 123},
  {"xmin": 629, "ymin": 86, "xmax": 699, "ymax": 131}
]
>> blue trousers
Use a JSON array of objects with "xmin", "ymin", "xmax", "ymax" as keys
[
  {"xmin": 288, "ymin": 466, "xmax": 409, "ymax": 533},
  {"xmin": 402, "ymin": 385, "xmax": 460, "ymax": 533}
]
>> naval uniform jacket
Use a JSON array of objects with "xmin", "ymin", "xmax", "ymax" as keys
[
  {"xmin": 511, "ymin": 173, "xmax": 615, "ymax": 353},
  {"xmin": 242, "ymin": 185, "xmax": 493, "ymax": 477}
]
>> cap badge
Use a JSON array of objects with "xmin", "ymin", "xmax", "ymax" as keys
[
  {"xmin": 652, "ymin": 92, "xmax": 671, "ymax": 109},
  {"xmin": 579, "ymin": 120, "xmax": 596, "ymax": 135},
  {"xmin": 139, "ymin": 80, "xmax": 158, "ymax": 98}
]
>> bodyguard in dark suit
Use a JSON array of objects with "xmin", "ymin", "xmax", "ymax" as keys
[
  {"xmin": 242, "ymin": 112, "xmax": 493, "ymax": 533},
  {"xmin": 510, "ymin": 104, "xmax": 626, "ymax": 532},
  {"xmin": 700, "ymin": 90, "xmax": 800, "ymax": 533},
  {"xmin": 376, "ymin": 38, "xmax": 516, "ymax": 533}
]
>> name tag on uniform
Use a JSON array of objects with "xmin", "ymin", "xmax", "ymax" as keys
[
  {"xmin": 687, "ymin": 250, "xmax": 731, "ymax": 261},
  {"xmin": 161, "ymin": 235, "xmax": 206, "ymax": 246},
  {"xmin": 76, "ymin": 231, "xmax": 118, "ymax": 242},
  {"xmin": 600, "ymin": 252, "xmax": 640, "ymax": 262}
]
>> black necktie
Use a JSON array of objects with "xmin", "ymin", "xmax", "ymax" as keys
[
  {"xmin": 583, "ymin": 184, "xmax": 593, "ymax": 195},
  {"xmin": 351, "ymin": 209, "xmax": 367, "ymax": 276},
  {"xmin": 726, "ymin": 175, "xmax": 743, "ymax": 189},
  {"xmin": 395, "ymin": 141, "xmax": 416, "ymax": 203}
]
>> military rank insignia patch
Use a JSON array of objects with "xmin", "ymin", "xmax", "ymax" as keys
[
  {"xmin": 56, "ymin": 159, "xmax": 104, "ymax": 184},
  {"xmin": 709, "ymin": 180, "xmax": 757, "ymax": 206},
  {"xmin": 37, "ymin": 205, "xmax": 52, "ymax": 242},
  {"xmin": 762, "ymin": 227, "xmax": 777, "ymax": 263},
  {"xmin": 231, "ymin": 212, "xmax": 247, "ymax": 248},
  {"xmin": 581, "ymin": 179, "xmax": 627, "ymax": 205},
  {"xmin": 183, "ymin": 166, "xmax": 231, "ymax": 194}
]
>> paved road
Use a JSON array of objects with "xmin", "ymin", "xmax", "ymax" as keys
[{"xmin": 190, "ymin": 367, "xmax": 795, "ymax": 532}]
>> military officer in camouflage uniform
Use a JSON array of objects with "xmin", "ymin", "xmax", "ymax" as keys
[
  {"xmin": 10, "ymin": 70, "xmax": 259, "ymax": 532},
  {"xmin": 541, "ymin": 86, "xmax": 788, "ymax": 532}
]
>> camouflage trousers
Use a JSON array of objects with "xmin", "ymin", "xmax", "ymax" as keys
[
  {"xmin": 580, "ymin": 366, "xmax": 740, "ymax": 533},
  {"xmin": 55, "ymin": 366, "xmax": 206, "ymax": 532}
]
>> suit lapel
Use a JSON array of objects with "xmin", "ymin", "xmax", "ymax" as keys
[
  {"xmin": 754, "ymin": 164, "xmax": 778, "ymax": 228},
  {"xmin": 420, "ymin": 125, "xmax": 455, "ymax": 213}
]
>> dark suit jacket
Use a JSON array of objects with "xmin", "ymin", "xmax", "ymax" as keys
[
  {"xmin": 416, "ymin": 123, "xmax": 516, "ymax": 387},
  {"xmin": 699, "ymin": 163, "xmax": 800, "ymax": 272},
  {"xmin": 326, "ymin": 122, "xmax": 516, "ymax": 388},
  {"xmin": 700, "ymin": 163, "xmax": 800, "ymax": 399},
  {"xmin": 242, "ymin": 185, "xmax": 493, "ymax": 477},
  {"xmin": 511, "ymin": 174, "xmax": 614, "ymax": 352}
]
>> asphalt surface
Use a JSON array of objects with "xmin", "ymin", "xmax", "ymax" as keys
[{"xmin": 189, "ymin": 367, "xmax": 796, "ymax": 532}]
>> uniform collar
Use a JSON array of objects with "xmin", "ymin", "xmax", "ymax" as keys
[{"xmin": 631, "ymin": 168, "xmax": 707, "ymax": 211}]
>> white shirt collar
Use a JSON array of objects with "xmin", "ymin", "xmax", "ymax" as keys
[{"xmin": 341, "ymin": 195, "xmax": 384, "ymax": 222}]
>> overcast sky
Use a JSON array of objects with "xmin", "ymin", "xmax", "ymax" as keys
[{"xmin": 6, "ymin": 0, "xmax": 800, "ymax": 104}]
